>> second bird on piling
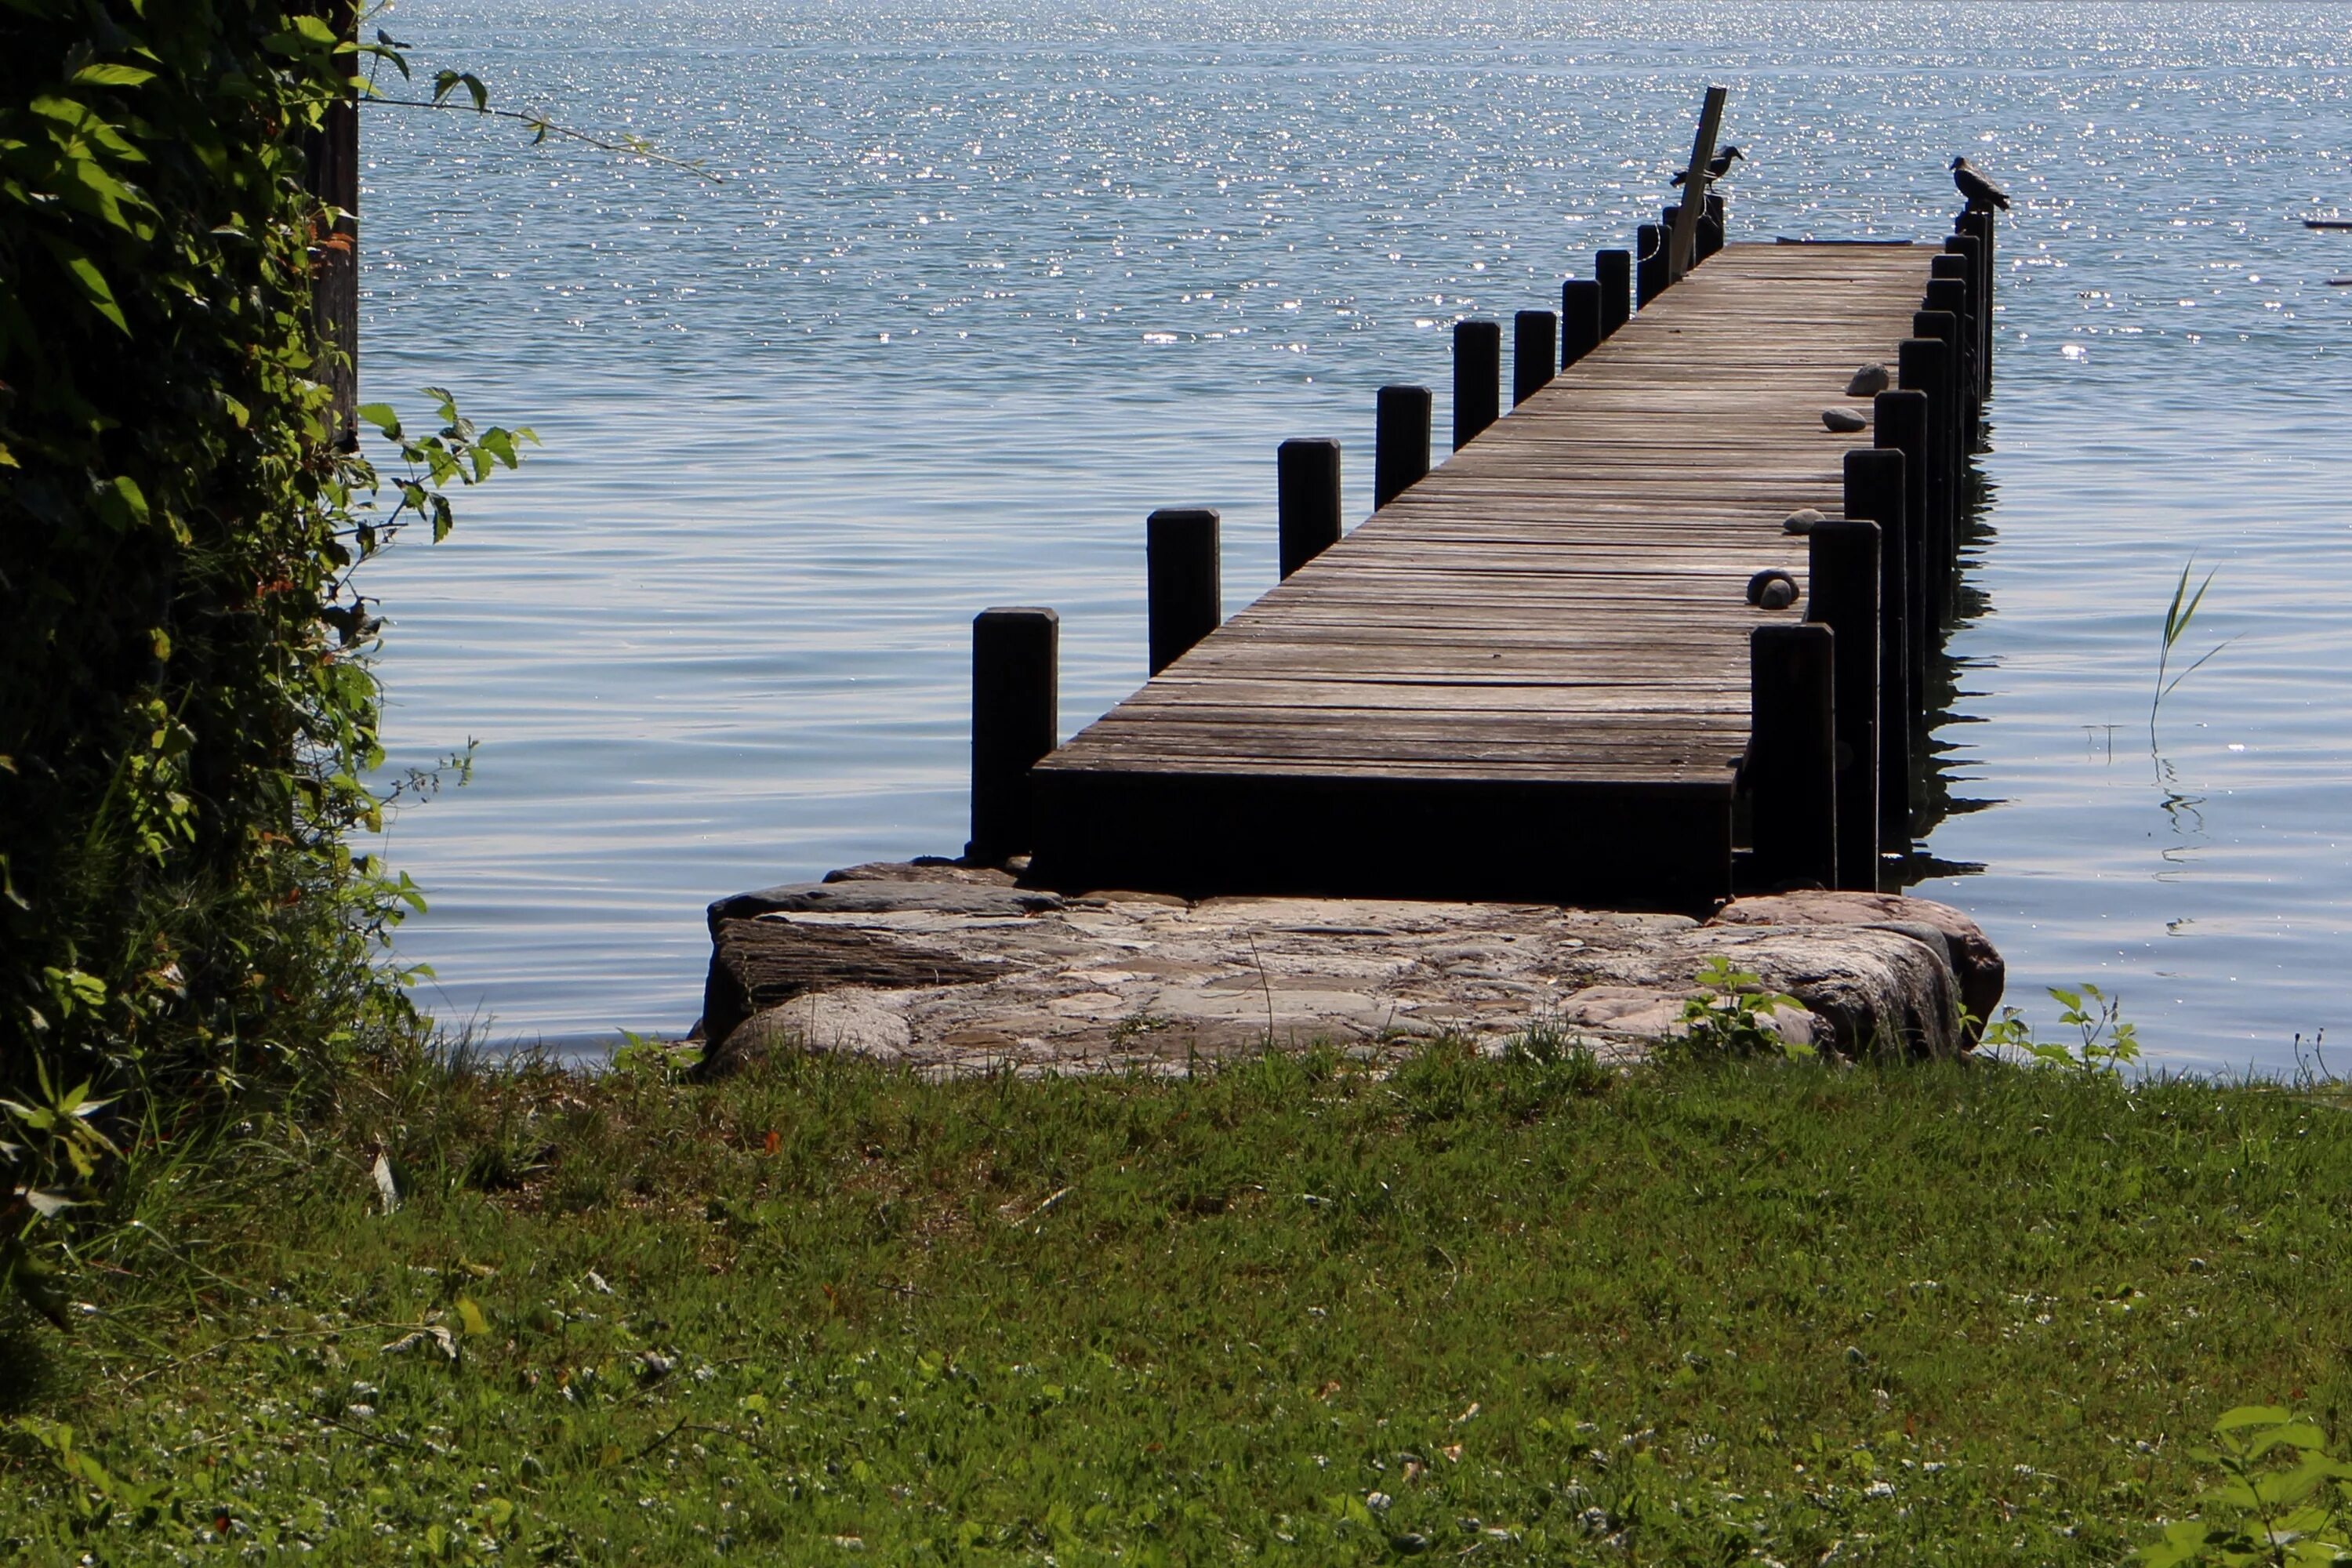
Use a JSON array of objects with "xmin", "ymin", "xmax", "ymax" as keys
[{"xmin": 1672, "ymin": 145, "xmax": 1744, "ymax": 187}]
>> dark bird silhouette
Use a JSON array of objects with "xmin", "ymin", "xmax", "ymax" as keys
[
  {"xmin": 1672, "ymin": 146, "xmax": 1743, "ymax": 187},
  {"xmin": 1951, "ymin": 156, "xmax": 2011, "ymax": 212}
]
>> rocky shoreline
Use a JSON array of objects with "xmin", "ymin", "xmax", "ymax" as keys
[{"xmin": 691, "ymin": 861, "xmax": 2003, "ymax": 1078}]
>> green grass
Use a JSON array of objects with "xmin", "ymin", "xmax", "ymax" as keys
[{"xmin": 7, "ymin": 1040, "xmax": 2352, "ymax": 1563}]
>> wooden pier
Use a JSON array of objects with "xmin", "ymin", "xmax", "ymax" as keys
[{"xmin": 971, "ymin": 166, "xmax": 1996, "ymax": 909}]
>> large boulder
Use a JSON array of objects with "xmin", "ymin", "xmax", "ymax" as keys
[{"xmin": 690, "ymin": 867, "xmax": 2003, "ymax": 1078}]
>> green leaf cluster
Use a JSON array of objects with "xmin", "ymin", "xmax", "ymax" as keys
[
  {"xmin": 2143, "ymin": 1406, "xmax": 2352, "ymax": 1566},
  {"xmin": 0, "ymin": 4, "xmax": 523, "ymax": 1321}
]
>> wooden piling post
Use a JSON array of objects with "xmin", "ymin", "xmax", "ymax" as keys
[
  {"xmin": 1926, "ymin": 275, "xmax": 1975, "ymax": 432},
  {"xmin": 1146, "ymin": 508, "xmax": 1220, "ymax": 676},
  {"xmin": 1806, "ymin": 518, "xmax": 1881, "ymax": 891},
  {"xmin": 1897, "ymin": 335, "xmax": 1954, "ymax": 623},
  {"xmin": 1560, "ymin": 279, "xmax": 1602, "ymax": 369},
  {"xmin": 1636, "ymin": 223, "xmax": 1666, "ymax": 307},
  {"xmin": 1748, "ymin": 623, "xmax": 1838, "ymax": 890},
  {"xmin": 1276, "ymin": 438, "xmax": 1342, "ymax": 579},
  {"xmin": 1595, "ymin": 250, "xmax": 1632, "ymax": 336},
  {"xmin": 1873, "ymin": 390, "xmax": 1933, "ymax": 714},
  {"xmin": 1944, "ymin": 233, "xmax": 1987, "ymax": 399},
  {"xmin": 1453, "ymin": 321, "xmax": 1501, "ymax": 450},
  {"xmin": 968, "ymin": 607, "xmax": 1058, "ymax": 864},
  {"xmin": 1963, "ymin": 211, "xmax": 1996, "ymax": 388},
  {"xmin": 1845, "ymin": 448, "xmax": 1911, "ymax": 843},
  {"xmin": 1701, "ymin": 191, "xmax": 1726, "ymax": 260},
  {"xmin": 1374, "ymin": 384, "xmax": 1432, "ymax": 510},
  {"xmin": 1513, "ymin": 310, "xmax": 1556, "ymax": 405},
  {"xmin": 1912, "ymin": 308, "xmax": 1963, "ymax": 580}
]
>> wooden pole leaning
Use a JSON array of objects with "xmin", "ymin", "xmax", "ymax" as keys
[
  {"xmin": 1896, "ymin": 335, "xmax": 1954, "ymax": 624},
  {"xmin": 1560, "ymin": 280, "xmax": 1602, "ymax": 369},
  {"xmin": 1748, "ymin": 623, "xmax": 1838, "ymax": 891},
  {"xmin": 1845, "ymin": 448, "xmax": 1911, "ymax": 843},
  {"xmin": 968, "ymin": 607, "xmax": 1059, "ymax": 865},
  {"xmin": 1873, "ymin": 389, "xmax": 1933, "ymax": 715},
  {"xmin": 1374, "ymin": 384, "xmax": 1432, "ymax": 510},
  {"xmin": 1595, "ymin": 250, "xmax": 1632, "ymax": 336},
  {"xmin": 1635, "ymin": 223, "xmax": 1666, "ymax": 308},
  {"xmin": 1145, "ymin": 508, "xmax": 1220, "ymax": 676},
  {"xmin": 1512, "ymin": 310, "xmax": 1556, "ymax": 405},
  {"xmin": 1666, "ymin": 85, "xmax": 1728, "ymax": 281},
  {"xmin": 1276, "ymin": 438, "xmax": 1342, "ymax": 579},
  {"xmin": 1453, "ymin": 320, "xmax": 1501, "ymax": 450},
  {"xmin": 1806, "ymin": 518, "xmax": 1881, "ymax": 891}
]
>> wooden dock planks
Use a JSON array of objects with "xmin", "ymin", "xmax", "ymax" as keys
[{"xmin": 1029, "ymin": 243, "xmax": 1938, "ymax": 907}]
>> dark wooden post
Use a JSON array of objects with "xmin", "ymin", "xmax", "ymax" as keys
[
  {"xmin": 1806, "ymin": 518, "xmax": 1880, "ymax": 891},
  {"xmin": 1914, "ymin": 308, "xmax": 1963, "ymax": 583},
  {"xmin": 1701, "ymin": 191, "xmax": 1726, "ymax": 260},
  {"xmin": 1595, "ymin": 249, "xmax": 1632, "ymax": 336},
  {"xmin": 1944, "ymin": 233, "xmax": 1987, "ymax": 399},
  {"xmin": 1146, "ymin": 508, "xmax": 1220, "ymax": 675},
  {"xmin": 1845, "ymin": 448, "xmax": 1911, "ymax": 842},
  {"xmin": 969, "ymin": 607, "xmax": 1058, "ymax": 864},
  {"xmin": 1453, "ymin": 321, "xmax": 1501, "ymax": 450},
  {"xmin": 1512, "ymin": 310, "xmax": 1556, "ymax": 405},
  {"xmin": 1926, "ymin": 275, "xmax": 1975, "ymax": 433},
  {"xmin": 304, "ymin": 0, "xmax": 360, "ymax": 450},
  {"xmin": 1963, "ymin": 210, "xmax": 1996, "ymax": 388},
  {"xmin": 1277, "ymin": 439, "xmax": 1341, "ymax": 579},
  {"xmin": 1897, "ymin": 335, "xmax": 1954, "ymax": 623},
  {"xmin": 1560, "ymin": 280, "xmax": 1602, "ymax": 368},
  {"xmin": 1636, "ymin": 223, "xmax": 1666, "ymax": 307},
  {"xmin": 1873, "ymin": 389, "xmax": 1932, "ymax": 712},
  {"xmin": 1375, "ymin": 384, "xmax": 1432, "ymax": 509},
  {"xmin": 1748, "ymin": 624, "xmax": 1838, "ymax": 889}
]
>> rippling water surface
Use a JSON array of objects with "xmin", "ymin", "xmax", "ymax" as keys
[{"xmin": 361, "ymin": 0, "xmax": 2352, "ymax": 1069}]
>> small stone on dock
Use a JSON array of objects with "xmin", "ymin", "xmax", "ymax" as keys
[
  {"xmin": 1846, "ymin": 362, "xmax": 1891, "ymax": 396},
  {"xmin": 1821, "ymin": 408, "xmax": 1868, "ymax": 433},
  {"xmin": 1783, "ymin": 507, "xmax": 1825, "ymax": 535}
]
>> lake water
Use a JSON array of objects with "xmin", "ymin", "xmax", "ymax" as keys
[{"xmin": 361, "ymin": 0, "xmax": 2352, "ymax": 1073}]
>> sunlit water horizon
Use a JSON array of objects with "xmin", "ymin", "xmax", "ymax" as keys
[{"xmin": 361, "ymin": 0, "xmax": 2352, "ymax": 1071}]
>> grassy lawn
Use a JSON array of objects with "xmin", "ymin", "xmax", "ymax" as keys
[{"xmin": 5, "ymin": 1039, "xmax": 2350, "ymax": 1563}]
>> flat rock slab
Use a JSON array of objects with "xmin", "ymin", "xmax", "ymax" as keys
[{"xmin": 695, "ymin": 866, "xmax": 2002, "ymax": 1077}]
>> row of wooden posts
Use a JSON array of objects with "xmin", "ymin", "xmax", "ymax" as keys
[
  {"xmin": 967, "ymin": 197, "xmax": 1998, "ymax": 897},
  {"xmin": 1751, "ymin": 203, "xmax": 1998, "ymax": 893}
]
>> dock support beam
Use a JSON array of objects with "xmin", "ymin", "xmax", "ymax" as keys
[
  {"xmin": 1897, "ymin": 335, "xmax": 1954, "ymax": 623},
  {"xmin": 1560, "ymin": 280, "xmax": 1602, "ymax": 369},
  {"xmin": 1513, "ymin": 310, "xmax": 1556, "ymax": 405},
  {"xmin": 1595, "ymin": 249, "xmax": 1632, "ymax": 336},
  {"xmin": 1873, "ymin": 388, "xmax": 1932, "ymax": 713},
  {"xmin": 1375, "ymin": 384, "xmax": 1432, "ymax": 509},
  {"xmin": 1806, "ymin": 517, "xmax": 1881, "ymax": 891},
  {"xmin": 1452, "ymin": 321, "xmax": 1500, "ymax": 450},
  {"xmin": 1277, "ymin": 439, "xmax": 1342, "ymax": 579},
  {"xmin": 969, "ymin": 607, "xmax": 1058, "ymax": 865},
  {"xmin": 1635, "ymin": 223, "xmax": 1666, "ymax": 307},
  {"xmin": 1748, "ymin": 623, "xmax": 1838, "ymax": 891},
  {"xmin": 1146, "ymin": 507, "xmax": 1220, "ymax": 675},
  {"xmin": 1845, "ymin": 448, "xmax": 1911, "ymax": 844}
]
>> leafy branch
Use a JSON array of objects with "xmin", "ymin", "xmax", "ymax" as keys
[{"xmin": 361, "ymin": 42, "xmax": 722, "ymax": 183}]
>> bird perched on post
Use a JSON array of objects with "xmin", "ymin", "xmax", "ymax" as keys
[
  {"xmin": 1672, "ymin": 146, "xmax": 1743, "ymax": 187},
  {"xmin": 1951, "ymin": 156, "xmax": 2010, "ymax": 212}
]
